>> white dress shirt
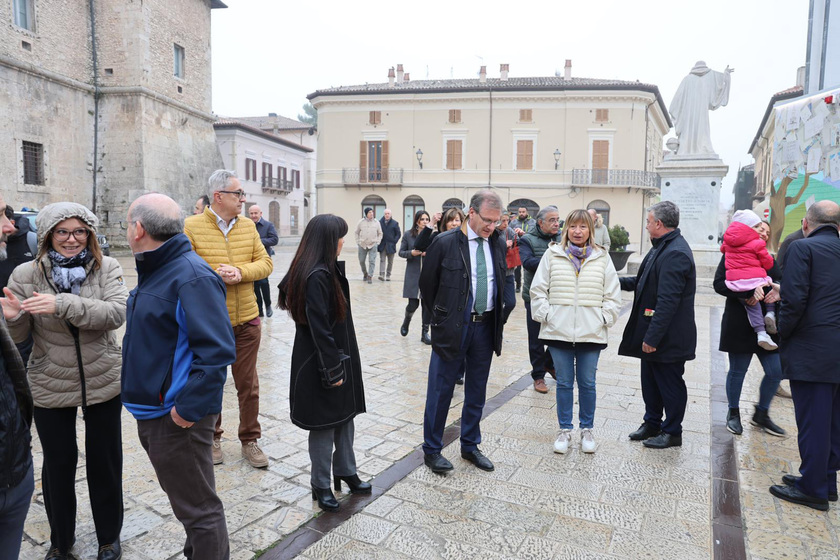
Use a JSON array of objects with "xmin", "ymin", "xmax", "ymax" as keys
[
  {"xmin": 466, "ymin": 224, "xmax": 495, "ymax": 312},
  {"xmin": 209, "ymin": 206, "xmax": 238, "ymax": 238}
]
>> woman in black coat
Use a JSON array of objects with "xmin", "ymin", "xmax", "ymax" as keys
[
  {"xmin": 713, "ymin": 221, "xmax": 785, "ymax": 436},
  {"xmin": 399, "ymin": 210, "xmax": 431, "ymax": 343},
  {"xmin": 278, "ymin": 214, "xmax": 369, "ymax": 512}
]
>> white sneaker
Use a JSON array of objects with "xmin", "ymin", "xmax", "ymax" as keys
[
  {"xmin": 553, "ymin": 430, "xmax": 572, "ymax": 454},
  {"xmin": 580, "ymin": 429, "xmax": 596, "ymax": 453},
  {"xmin": 757, "ymin": 332, "xmax": 778, "ymax": 351},
  {"xmin": 764, "ymin": 312, "xmax": 777, "ymax": 335}
]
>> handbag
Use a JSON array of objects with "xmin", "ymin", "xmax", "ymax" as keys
[{"xmin": 505, "ymin": 233, "xmax": 521, "ymax": 268}]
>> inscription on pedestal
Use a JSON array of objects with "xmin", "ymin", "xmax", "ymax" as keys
[{"xmin": 660, "ymin": 177, "xmax": 722, "ymax": 249}]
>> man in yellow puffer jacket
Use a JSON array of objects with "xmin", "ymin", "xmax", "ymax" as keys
[{"xmin": 184, "ymin": 169, "xmax": 273, "ymax": 469}]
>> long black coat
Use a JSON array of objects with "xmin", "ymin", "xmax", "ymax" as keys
[
  {"xmin": 778, "ymin": 225, "xmax": 840, "ymax": 383},
  {"xmin": 419, "ymin": 226, "xmax": 506, "ymax": 362},
  {"xmin": 377, "ymin": 217, "xmax": 401, "ymax": 254},
  {"xmin": 399, "ymin": 230, "xmax": 423, "ymax": 299},
  {"xmin": 619, "ymin": 229, "xmax": 697, "ymax": 362},
  {"xmin": 289, "ymin": 262, "xmax": 366, "ymax": 430},
  {"xmin": 713, "ymin": 255, "xmax": 780, "ymax": 355}
]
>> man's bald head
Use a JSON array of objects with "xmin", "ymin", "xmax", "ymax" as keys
[
  {"xmin": 249, "ymin": 205, "xmax": 262, "ymax": 223},
  {"xmin": 804, "ymin": 200, "xmax": 840, "ymax": 236},
  {"xmin": 128, "ymin": 193, "xmax": 185, "ymax": 244}
]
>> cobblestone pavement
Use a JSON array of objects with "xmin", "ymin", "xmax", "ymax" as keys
[{"xmin": 18, "ymin": 249, "xmax": 840, "ymax": 559}]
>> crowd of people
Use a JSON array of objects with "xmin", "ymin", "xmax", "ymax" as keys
[{"xmin": 1, "ymin": 175, "xmax": 838, "ymax": 559}]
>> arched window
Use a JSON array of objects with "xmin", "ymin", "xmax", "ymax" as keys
[
  {"xmin": 269, "ymin": 201, "xmax": 280, "ymax": 230},
  {"xmin": 507, "ymin": 198, "xmax": 539, "ymax": 218},
  {"xmin": 587, "ymin": 199, "xmax": 610, "ymax": 227},
  {"xmin": 403, "ymin": 195, "xmax": 425, "ymax": 231},
  {"xmin": 361, "ymin": 194, "xmax": 387, "ymax": 220},
  {"xmin": 442, "ymin": 198, "xmax": 464, "ymax": 211}
]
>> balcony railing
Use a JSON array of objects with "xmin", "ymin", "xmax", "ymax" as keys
[
  {"xmin": 261, "ymin": 177, "xmax": 293, "ymax": 194},
  {"xmin": 572, "ymin": 169, "xmax": 660, "ymax": 189},
  {"xmin": 342, "ymin": 167, "xmax": 404, "ymax": 185}
]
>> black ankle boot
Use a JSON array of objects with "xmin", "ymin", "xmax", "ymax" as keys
[
  {"xmin": 334, "ymin": 473, "xmax": 372, "ymax": 494},
  {"xmin": 400, "ymin": 311, "xmax": 414, "ymax": 337},
  {"xmin": 421, "ymin": 324, "xmax": 432, "ymax": 345},
  {"xmin": 311, "ymin": 485, "xmax": 339, "ymax": 511},
  {"xmin": 751, "ymin": 406, "xmax": 786, "ymax": 436},
  {"xmin": 726, "ymin": 408, "xmax": 742, "ymax": 435}
]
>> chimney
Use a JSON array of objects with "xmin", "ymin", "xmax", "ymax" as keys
[
  {"xmin": 479, "ymin": 65, "xmax": 487, "ymax": 83},
  {"xmin": 796, "ymin": 65, "xmax": 806, "ymax": 88},
  {"xmin": 396, "ymin": 64, "xmax": 404, "ymax": 82},
  {"xmin": 268, "ymin": 112, "xmax": 277, "ymax": 117},
  {"xmin": 564, "ymin": 59, "xmax": 572, "ymax": 80},
  {"xmin": 500, "ymin": 63, "xmax": 509, "ymax": 81},
  {"xmin": 404, "ymin": 73, "xmax": 410, "ymax": 82},
  {"xmin": 388, "ymin": 67, "xmax": 395, "ymax": 88}
]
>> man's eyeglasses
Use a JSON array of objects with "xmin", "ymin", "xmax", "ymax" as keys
[
  {"xmin": 53, "ymin": 228, "xmax": 90, "ymax": 241},
  {"xmin": 219, "ymin": 190, "xmax": 247, "ymax": 199},
  {"xmin": 477, "ymin": 212, "xmax": 502, "ymax": 227}
]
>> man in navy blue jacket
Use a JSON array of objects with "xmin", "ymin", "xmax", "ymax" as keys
[
  {"xmin": 122, "ymin": 193, "xmax": 236, "ymax": 559},
  {"xmin": 771, "ymin": 200, "xmax": 840, "ymax": 511},
  {"xmin": 248, "ymin": 205, "xmax": 278, "ymax": 317}
]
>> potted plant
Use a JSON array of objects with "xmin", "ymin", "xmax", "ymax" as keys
[{"xmin": 608, "ymin": 224, "xmax": 633, "ymax": 271}]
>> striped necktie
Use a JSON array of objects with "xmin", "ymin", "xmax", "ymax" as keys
[{"xmin": 474, "ymin": 238, "xmax": 487, "ymax": 314}]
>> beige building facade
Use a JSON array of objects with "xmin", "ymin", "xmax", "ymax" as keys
[{"xmin": 308, "ymin": 63, "xmax": 671, "ymax": 248}]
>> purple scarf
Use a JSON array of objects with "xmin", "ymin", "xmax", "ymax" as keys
[{"xmin": 566, "ymin": 244, "xmax": 591, "ymax": 274}]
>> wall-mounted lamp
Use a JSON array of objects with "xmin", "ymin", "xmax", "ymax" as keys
[
  {"xmin": 553, "ymin": 149, "xmax": 562, "ymax": 170},
  {"xmin": 416, "ymin": 148, "xmax": 424, "ymax": 169}
]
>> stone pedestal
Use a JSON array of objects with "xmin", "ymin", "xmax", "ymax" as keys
[{"xmin": 656, "ymin": 155, "xmax": 729, "ymax": 277}]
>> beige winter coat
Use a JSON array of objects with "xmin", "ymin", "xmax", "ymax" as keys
[
  {"xmin": 529, "ymin": 242, "xmax": 621, "ymax": 344},
  {"xmin": 6, "ymin": 256, "xmax": 128, "ymax": 409},
  {"xmin": 355, "ymin": 218, "xmax": 383, "ymax": 249}
]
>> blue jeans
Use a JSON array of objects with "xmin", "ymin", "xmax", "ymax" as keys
[
  {"xmin": 0, "ymin": 461, "xmax": 34, "ymax": 560},
  {"xmin": 726, "ymin": 352, "xmax": 782, "ymax": 411},
  {"xmin": 549, "ymin": 346, "xmax": 600, "ymax": 430}
]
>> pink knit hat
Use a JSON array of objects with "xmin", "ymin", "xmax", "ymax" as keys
[{"xmin": 732, "ymin": 209, "xmax": 760, "ymax": 228}]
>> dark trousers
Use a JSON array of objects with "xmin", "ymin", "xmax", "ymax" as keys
[
  {"xmin": 502, "ymin": 274, "xmax": 516, "ymax": 324},
  {"xmin": 254, "ymin": 278, "xmax": 271, "ymax": 316},
  {"xmin": 33, "ymin": 396, "xmax": 123, "ymax": 552},
  {"xmin": 790, "ymin": 380, "xmax": 840, "ymax": 500},
  {"xmin": 138, "ymin": 413, "xmax": 229, "ymax": 560},
  {"xmin": 406, "ymin": 298, "xmax": 431, "ymax": 324},
  {"xmin": 514, "ymin": 266, "xmax": 522, "ymax": 289},
  {"xmin": 308, "ymin": 420, "xmax": 357, "ymax": 489},
  {"xmin": 640, "ymin": 360, "xmax": 687, "ymax": 436},
  {"xmin": 524, "ymin": 301, "xmax": 552, "ymax": 380},
  {"xmin": 423, "ymin": 315, "xmax": 494, "ymax": 454},
  {"xmin": 216, "ymin": 322, "xmax": 261, "ymax": 443},
  {"xmin": 0, "ymin": 462, "xmax": 33, "ymax": 560}
]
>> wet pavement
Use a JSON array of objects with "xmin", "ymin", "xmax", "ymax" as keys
[{"xmin": 18, "ymin": 248, "xmax": 840, "ymax": 559}]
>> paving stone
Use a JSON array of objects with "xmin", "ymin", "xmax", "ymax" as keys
[
  {"xmin": 535, "ymin": 494, "xmax": 644, "ymax": 531},
  {"xmin": 544, "ymin": 514, "xmax": 613, "ymax": 550},
  {"xmin": 608, "ymin": 528, "xmax": 708, "ymax": 559},
  {"xmin": 600, "ymin": 486, "xmax": 677, "ymax": 515},
  {"xmin": 747, "ymin": 529, "xmax": 807, "ymax": 560},
  {"xmin": 334, "ymin": 512, "xmax": 398, "ymax": 545},
  {"xmin": 301, "ymin": 531, "xmax": 352, "ymax": 559}
]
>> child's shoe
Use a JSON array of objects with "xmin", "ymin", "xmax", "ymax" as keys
[
  {"xmin": 757, "ymin": 332, "xmax": 778, "ymax": 351},
  {"xmin": 764, "ymin": 312, "xmax": 777, "ymax": 335}
]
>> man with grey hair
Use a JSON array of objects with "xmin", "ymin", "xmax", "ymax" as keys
[
  {"xmin": 123, "ymin": 193, "xmax": 235, "ymax": 558},
  {"xmin": 185, "ymin": 170, "xmax": 273, "ymax": 468},
  {"xmin": 419, "ymin": 188, "xmax": 507, "ymax": 474},
  {"xmin": 770, "ymin": 200, "xmax": 840, "ymax": 511},
  {"xmin": 619, "ymin": 200, "xmax": 696, "ymax": 449},
  {"xmin": 588, "ymin": 209, "xmax": 611, "ymax": 251}
]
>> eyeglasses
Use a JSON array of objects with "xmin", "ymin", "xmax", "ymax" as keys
[
  {"xmin": 53, "ymin": 228, "xmax": 90, "ymax": 241},
  {"xmin": 218, "ymin": 190, "xmax": 246, "ymax": 199},
  {"xmin": 119, "ymin": 221, "xmax": 137, "ymax": 230},
  {"xmin": 477, "ymin": 212, "xmax": 502, "ymax": 227},
  {"xmin": 544, "ymin": 218, "xmax": 561, "ymax": 224}
]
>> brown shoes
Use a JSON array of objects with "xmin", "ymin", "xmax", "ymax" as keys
[
  {"xmin": 534, "ymin": 379, "xmax": 548, "ymax": 394},
  {"xmin": 242, "ymin": 441, "xmax": 269, "ymax": 468},
  {"xmin": 212, "ymin": 438, "xmax": 223, "ymax": 465}
]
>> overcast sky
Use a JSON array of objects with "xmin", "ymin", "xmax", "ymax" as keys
[{"xmin": 210, "ymin": 0, "xmax": 809, "ymax": 207}]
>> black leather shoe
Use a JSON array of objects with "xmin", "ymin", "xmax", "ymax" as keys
[
  {"xmin": 45, "ymin": 548, "xmax": 69, "ymax": 560},
  {"xmin": 751, "ymin": 406, "xmax": 786, "ymax": 437},
  {"xmin": 98, "ymin": 540, "xmax": 122, "ymax": 560},
  {"xmin": 455, "ymin": 375, "xmax": 464, "ymax": 385},
  {"xmin": 311, "ymin": 485, "xmax": 340, "ymax": 511},
  {"xmin": 461, "ymin": 449, "xmax": 494, "ymax": 471},
  {"xmin": 726, "ymin": 408, "xmax": 742, "ymax": 435},
  {"xmin": 424, "ymin": 453, "xmax": 454, "ymax": 474},
  {"xmin": 334, "ymin": 473, "xmax": 372, "ymax": 494},
  {"xmin": 782, "ymin": 474, "xmax": 838, "ymax": 501},
  {"xmin": 770, "ymin": 483, "xmax": 829, "ymax": 511},
  {"xmin": 266, "ymin": 306, "xmax": 273, "ymax": 318},
  {"xmin": 628, "ymin": 423, "xmax": 661, "ymax": 441},
  {"xmin": 642, "ymin": 432, "xmax": 682, "ymax": 449}
]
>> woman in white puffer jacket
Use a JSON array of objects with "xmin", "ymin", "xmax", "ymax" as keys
[{"xmin": 530, "ymin": 209, "xmax": 621, "ymax": 455}]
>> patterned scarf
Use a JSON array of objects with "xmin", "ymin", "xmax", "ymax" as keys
[
  {"xmin": 566, "ymin": 244, "xmax": 591, "ymax": 275},
  {"xmin": 48, "ymin": 249, "xmax": 92, "ymax": 294}
]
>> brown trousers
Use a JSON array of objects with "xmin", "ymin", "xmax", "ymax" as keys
[{"xmin": 215, "ymin": 321, "xmax": 262, "ymax": 443}]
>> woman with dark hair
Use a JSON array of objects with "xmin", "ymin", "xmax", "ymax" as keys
[
  {"xmin": 1, "ymin": 202, "xmax": 127, "ymax": 560},
  {"xmin": 399, "ymin": 210, "xmax": 433, "ymax": 343},
  {"xmin": 415, "ymin": 206, "xmax": 465, "ymax": 252},
  {"xmin": 278, "ymin": 214, "xmax": 369, "ymax": 512}
]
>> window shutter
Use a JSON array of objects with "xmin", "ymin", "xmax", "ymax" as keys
[
  {"xmin": 446, "ymin": 140, "xmax": 462, "ymax": 170},
  {"xmin": 449, "ymin": 109, "xmax": 461, "ymax": 123},
  {"xmin": 516, "ymin": 140, "xmax": 533, "ymax": 170},
  {"xmin": 359, "ymin": 141, "xmax": 367, "ymax": 183},
  {"xmin": 596, "ymin": 109, "xmax": 609, "ymax": 122},
  {"xmin": 369, "ymin": 111, "xmax": 381, "ymax": 125},
  {"xmin": 519, "ymin": 109, "xmax": 532, "ymax": 122}
]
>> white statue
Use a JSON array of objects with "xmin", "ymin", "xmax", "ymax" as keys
[{"xmin": 669, "ymin": 61, "xmax": 733, "ymax": 157}]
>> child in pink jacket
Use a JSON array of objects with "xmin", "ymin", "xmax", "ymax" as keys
[{"xmin": 721, "ymin": 209, "xmax": 777, "ymax": 350}]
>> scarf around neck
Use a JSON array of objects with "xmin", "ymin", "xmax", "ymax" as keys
[
  {"xmin": 566, "ymin": 244, "xmax": 592, "ymax": 275},
  {"xmin": 48, "ymin": 249, "xmax": 93, "ymax": 294}
]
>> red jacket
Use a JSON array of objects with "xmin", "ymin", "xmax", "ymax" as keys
[{"xmin": 720, "ymin": 222, "xmax": 774, "ymax": 281}]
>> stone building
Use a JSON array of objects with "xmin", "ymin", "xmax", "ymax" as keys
[
  {"xmin": 0, "ymin": 0, "xmax": 227, "ymax": 242},
  {"xmin": 308, "ymin": 61, "xmax": 670, "ymax": 248}
]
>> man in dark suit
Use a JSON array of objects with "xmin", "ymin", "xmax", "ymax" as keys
[
  {"xmin": 770, "ymin": 200, "xmax": 840, "ymax": 511},
  {"xmin": 619, "ymin": 201, "xmax": 697, "ymax": 449},
  {"xmin": 249, "ymin": 205, "xmax": 278, "ymax": 317},
  {"xmin": 420, "ymin": 189, "xmax": 506, "ymax": 473},
  {"xmin": 377, "ymin": 209, "xmax": 401, "ymax": 281}
]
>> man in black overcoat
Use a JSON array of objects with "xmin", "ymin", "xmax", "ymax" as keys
[
  {"xmin": 419, "ymin": 189, "xmax": 506, "ymax": 474},
  {"xmin": 377, "ymin": 209, "xmax": 401, "ymax": 281},
  {"xmin": 770, "ymin": 200, "xmax": 840, "ymax": 511},
  {"xmin": 619, "ymin": 201, "xmax": 697, "ymax": 449}
]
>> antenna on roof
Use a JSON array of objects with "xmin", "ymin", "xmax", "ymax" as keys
[{"xmin": 426, "ymin": 65, "xmax": 429, "ymax": 79}]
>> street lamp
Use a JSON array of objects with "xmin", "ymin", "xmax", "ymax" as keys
[
  {"xmin": 416, "ymin": 149, "xmax": 424, "ymax": 170},
  {"xmin": 553, "ymin": 149, "xmax": 562, "ymax": 170}
]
